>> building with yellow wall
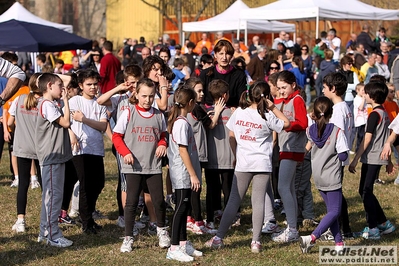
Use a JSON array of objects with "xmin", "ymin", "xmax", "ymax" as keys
[{"xmin": 106, "ymin": 0, "xmax": 161, "ymax": 50}]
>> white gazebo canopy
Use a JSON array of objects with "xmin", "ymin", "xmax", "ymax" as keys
[
  {"xmin": 0, "ymin": 2, "xmax": 73, "ymax": 32},
  {"xmin": 240, "ymin": 0, "xmax": 399, "ymax": 37},
  {"xmin": 183, "ymin": 0, "xmax": 295, "ymax": 34}
]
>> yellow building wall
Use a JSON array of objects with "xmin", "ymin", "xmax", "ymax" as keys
[{"xmin": 106, "ymin": 0, "xmax": 161, "ymax": 51}]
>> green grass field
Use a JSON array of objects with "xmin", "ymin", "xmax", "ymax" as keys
[{"xmin": 0, "ymin": 137, "xmax": 398, "ymax": 266}]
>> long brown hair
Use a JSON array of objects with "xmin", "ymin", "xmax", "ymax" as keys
[
  {"xmin": 310, "ymin": 96, "xmax": 333, "ymax": 138},
  {"xmin": 167, "ymin": 86, "xmax": 196, "ymax": 133},
  {"xmin": 24, "ymin": 73, "xmax": 42, "ymax": 110},
  {"xmin": 239, "ymin": 81, "xmax": 272, "ymax": 120}
]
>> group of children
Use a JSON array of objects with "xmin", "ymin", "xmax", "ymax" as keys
[{"xmin": 7, "ymin": 52, "xmax": 397, "ymax": 261}]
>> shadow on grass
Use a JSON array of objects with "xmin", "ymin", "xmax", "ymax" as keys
[{"xmin": 0, "ymin": 223, "xmax": 123, "ymax": 265}]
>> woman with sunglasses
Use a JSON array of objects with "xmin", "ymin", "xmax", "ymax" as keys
[
  {"xmin": 338, "ymin": 55, "xmax": 359, "ymax": 152},
  {"xmin": 265, "ymin": 60, "xmax": 281, "ymax": 82},
  {"xmin": 301, "ymin": 45, "xmax": 313, "ymax": 108}
]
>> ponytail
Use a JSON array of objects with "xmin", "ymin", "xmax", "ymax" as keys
[
  {"xmin": 25, "ymin": 73, "xmax": 42, "ymax": 110},
  {"xmin": 238, "ymin": 81, "xmax": 272, "ymax": 121},
  {"xmin": 311, "ymin": 96, "xmax": 333, "ymax": 138},
  {"xmin": 167, "ymin": 86, "xmax": 196, "ymax": 133}
]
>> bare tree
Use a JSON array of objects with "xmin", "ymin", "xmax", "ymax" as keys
[
  {"xmin": 141, "ymin": 0, "xmax": 212, "ymax": 41},
  {"xmin": 77, "ymin": 0, "xmax": 106, "ymax": 39}
]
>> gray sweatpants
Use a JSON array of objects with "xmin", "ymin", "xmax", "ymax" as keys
[
  {"xmin": 278, "ymin": 159, "xmax": 298, "ymax": 229},
  {"xmin": 216, "ymin": 172, "xmax": 270, "ymax": 242},
  {"xmin": 39, "ymin": 163, "xmax": 65, "ymax": 240}
]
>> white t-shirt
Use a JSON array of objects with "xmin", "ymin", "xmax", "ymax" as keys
[
  {"xmin": 389, "ymin": 115, "xmax": 399, "ymax": 134},
  {"xmin": 113, "ymin": 107, "xmax": 166, "ymax": 134},
  {"xmin": 226, "ymin": 107, "xmax": 284, "ymax": 172},
  {"xmin": 330, "ymin": 101, "xmax": 353, "ymax": 165},
  {"xmin": 8, "ymin": 95, "xmax": 19, "ymax": 116},
  {"xmin": 353, "ymin": 95, "xmax": 368, "ymax": 127},
  {"xmin": 330, "ymin": 37, "xmax": 341, "ymax": 61},
  {"xmin": 68, "ymin": 96, "xmax": 108, "ymax": 156},
  {"xmin": 41, "ymin": 100, "xmax": 62, "ymax": 123}
]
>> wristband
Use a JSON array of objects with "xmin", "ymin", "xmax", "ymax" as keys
[{"xmin": 160, "ymin": 86, "xmax": 168, "ymax": 90}]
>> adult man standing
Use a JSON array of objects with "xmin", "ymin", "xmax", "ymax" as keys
[
  {"xmin": 100, "ymin": 41, "xmax": 121, "ymax": 94},
  {"xmin": 388, "ymin": 40, "xmax": 399, "ymax": 71},
  {"xmin": 380, "ymin": 41, "xmax": 390, "ymax": 65},
  {"xmin": 247, "ymin": 46, "xmax": 267, "ymax": 81},
  {"xmin": 68, "ymin": 56, "xmax": 81, "ymax": 74},
  {"xmin": 233, "ymin": 40, "xmax": 250, "ymax": 65},
  {"xmin": 327, "ymin": 29, "xmax": 341, "ymax": 63},
  {"xmin": 0, "ymin": 57, "xmax": 25, "ymax": 102},
  {"xmin": 272, "ymin": 31, "xmax": 286, "ymax": 49},
  {"xmin": 194, "ymin": 33, "xmax": 212, "ymax": 55},
  {"xmin": 248, "ymin": 36, "xmax": 260, "ymax": 58},
  {"xmin": 374, "ymin": 27, "xmax": 390, "ymax": 52},
  {"xmin": 356, "ymin": 25, "xmax": 376, "ymax": 54}
]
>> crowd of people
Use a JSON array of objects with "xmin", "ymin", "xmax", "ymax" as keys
[{"xmin": 1, "ymin": 25, "xmax": 399, "ymax": 262}]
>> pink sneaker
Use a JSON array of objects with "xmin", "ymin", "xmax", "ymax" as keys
[
  {"xmin": 205, "ymin": 236, "xmax": 224, "ymax": 249},
  {"xmin": 251, "ymin": 241, "xmax": 261, "ymax": 253},
  {"xmin": 186, "ymin": 217, "xmax": 195, "ymax": 233}
]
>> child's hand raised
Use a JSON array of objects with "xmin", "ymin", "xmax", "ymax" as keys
[
  {"xmin": 214, "ymin": 97, "xmax": 226, "ymax": 114},
  {"xmin": 155, "ymin": 145, "xmax": 167, "ymax": 158},
  {"xmin": 190, "ymin": 175, "xmax": 200, "ymax": 192},
  {"xmin": 123, "ymin": 154, "xmax": 134, "ymax": 165},
  {"xmin": 266, "ymin": 99, "xmax": 276, "ymax": 111}
]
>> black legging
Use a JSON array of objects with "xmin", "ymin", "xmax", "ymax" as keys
[
  {"xmin": 171, "ymin": 189, "xmax": 191, "ymax": 245},
  {"xmin": 205, "ymin": 169, "xmax": 234, "ymax": 223},
  {"xmin": 73, "ymin": 154, "xmax": 105, "ymax": 230},
  {"xmin": 359, "ymin": 163, "xmax": 387, "ymax": 228},
  {"xmin": 124, "ymin": 173, "xmax": 165, "ymax": 237},
  {"xmin": 16, "ymin": 157, "xmax": 41, "ymax": 215},
  {"xmin": 187, "ymin": 188, "xmax": 203, "ymax": 221}
]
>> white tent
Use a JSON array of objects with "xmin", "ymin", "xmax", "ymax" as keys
[
  {"xmin": 240, "ymin": 0, "xmax": 399, "ymax": 37},
  {"xmin": 183, "ymin": 0, "xmax": 295, "ymax": 33},
  {"xmin": 0, "ymin": 2, "xmax": 73, "ymax": 33}
]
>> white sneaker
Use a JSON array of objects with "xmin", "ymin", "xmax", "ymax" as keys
[
  {"xmin": 166, "ymin": 246, "xmax": 194, "ymax": 262},
  {"xmin": 12, "ymin": 219, "xmax": 25, "ymax": 233},
  {"xmin": 251, "ymin": 241, "xmax": 262, "ymax": 253},
  {"xmin": 299, "ymin": 235, "xmax": 315, "ymax": 253},
  {"xmin": 10, "ymin": 179, "xmax": 18, "ymax": 188},
  {"xmin": 120, "ymin": 236, "xmax": 134, "ymax": 253},
  {"xmin": 30, "ymin": 179, "xmax": 40, "ymax": 189},
  {"xmin": 185, "ymin": 241, "xmax": 203, "ymax": 257},
  {"xmin": 69, "ymin": 209, "xmax": 79, "ymax": 219},
  {"xmin": 157, "ymin": 227, "xmax": 171, "ymax": 248},
  {"xmin": 47, "ymin": 236, "xmax": 73, "ymax": 248},
  {"xmin": 117, "ymin": 216, "xmax": 125, "ymax": 228},
  {"xmin": 262, "ymin": 221, "xmax": 279, "ymax": 234},
  {"xmin": 37, "ymin": 235, "xmax": 47, "ymax": 243},
  {"xmin": 272, "ymin": 227, "xmax": 299, "ymax": 243}
]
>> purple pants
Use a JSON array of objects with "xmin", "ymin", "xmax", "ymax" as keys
[{"xmin": 312, "ymin": 188, "xmax": 343, "ymax": 244}]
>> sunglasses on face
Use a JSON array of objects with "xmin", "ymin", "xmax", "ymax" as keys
[{"xmin": 270, "ymin": 67, "xmax": 279, "ymax": 70}]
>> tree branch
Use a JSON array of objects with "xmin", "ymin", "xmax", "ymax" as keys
[{"xmin": 141, "ymin": 0, "xmax": 178, "ymax": 28}]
